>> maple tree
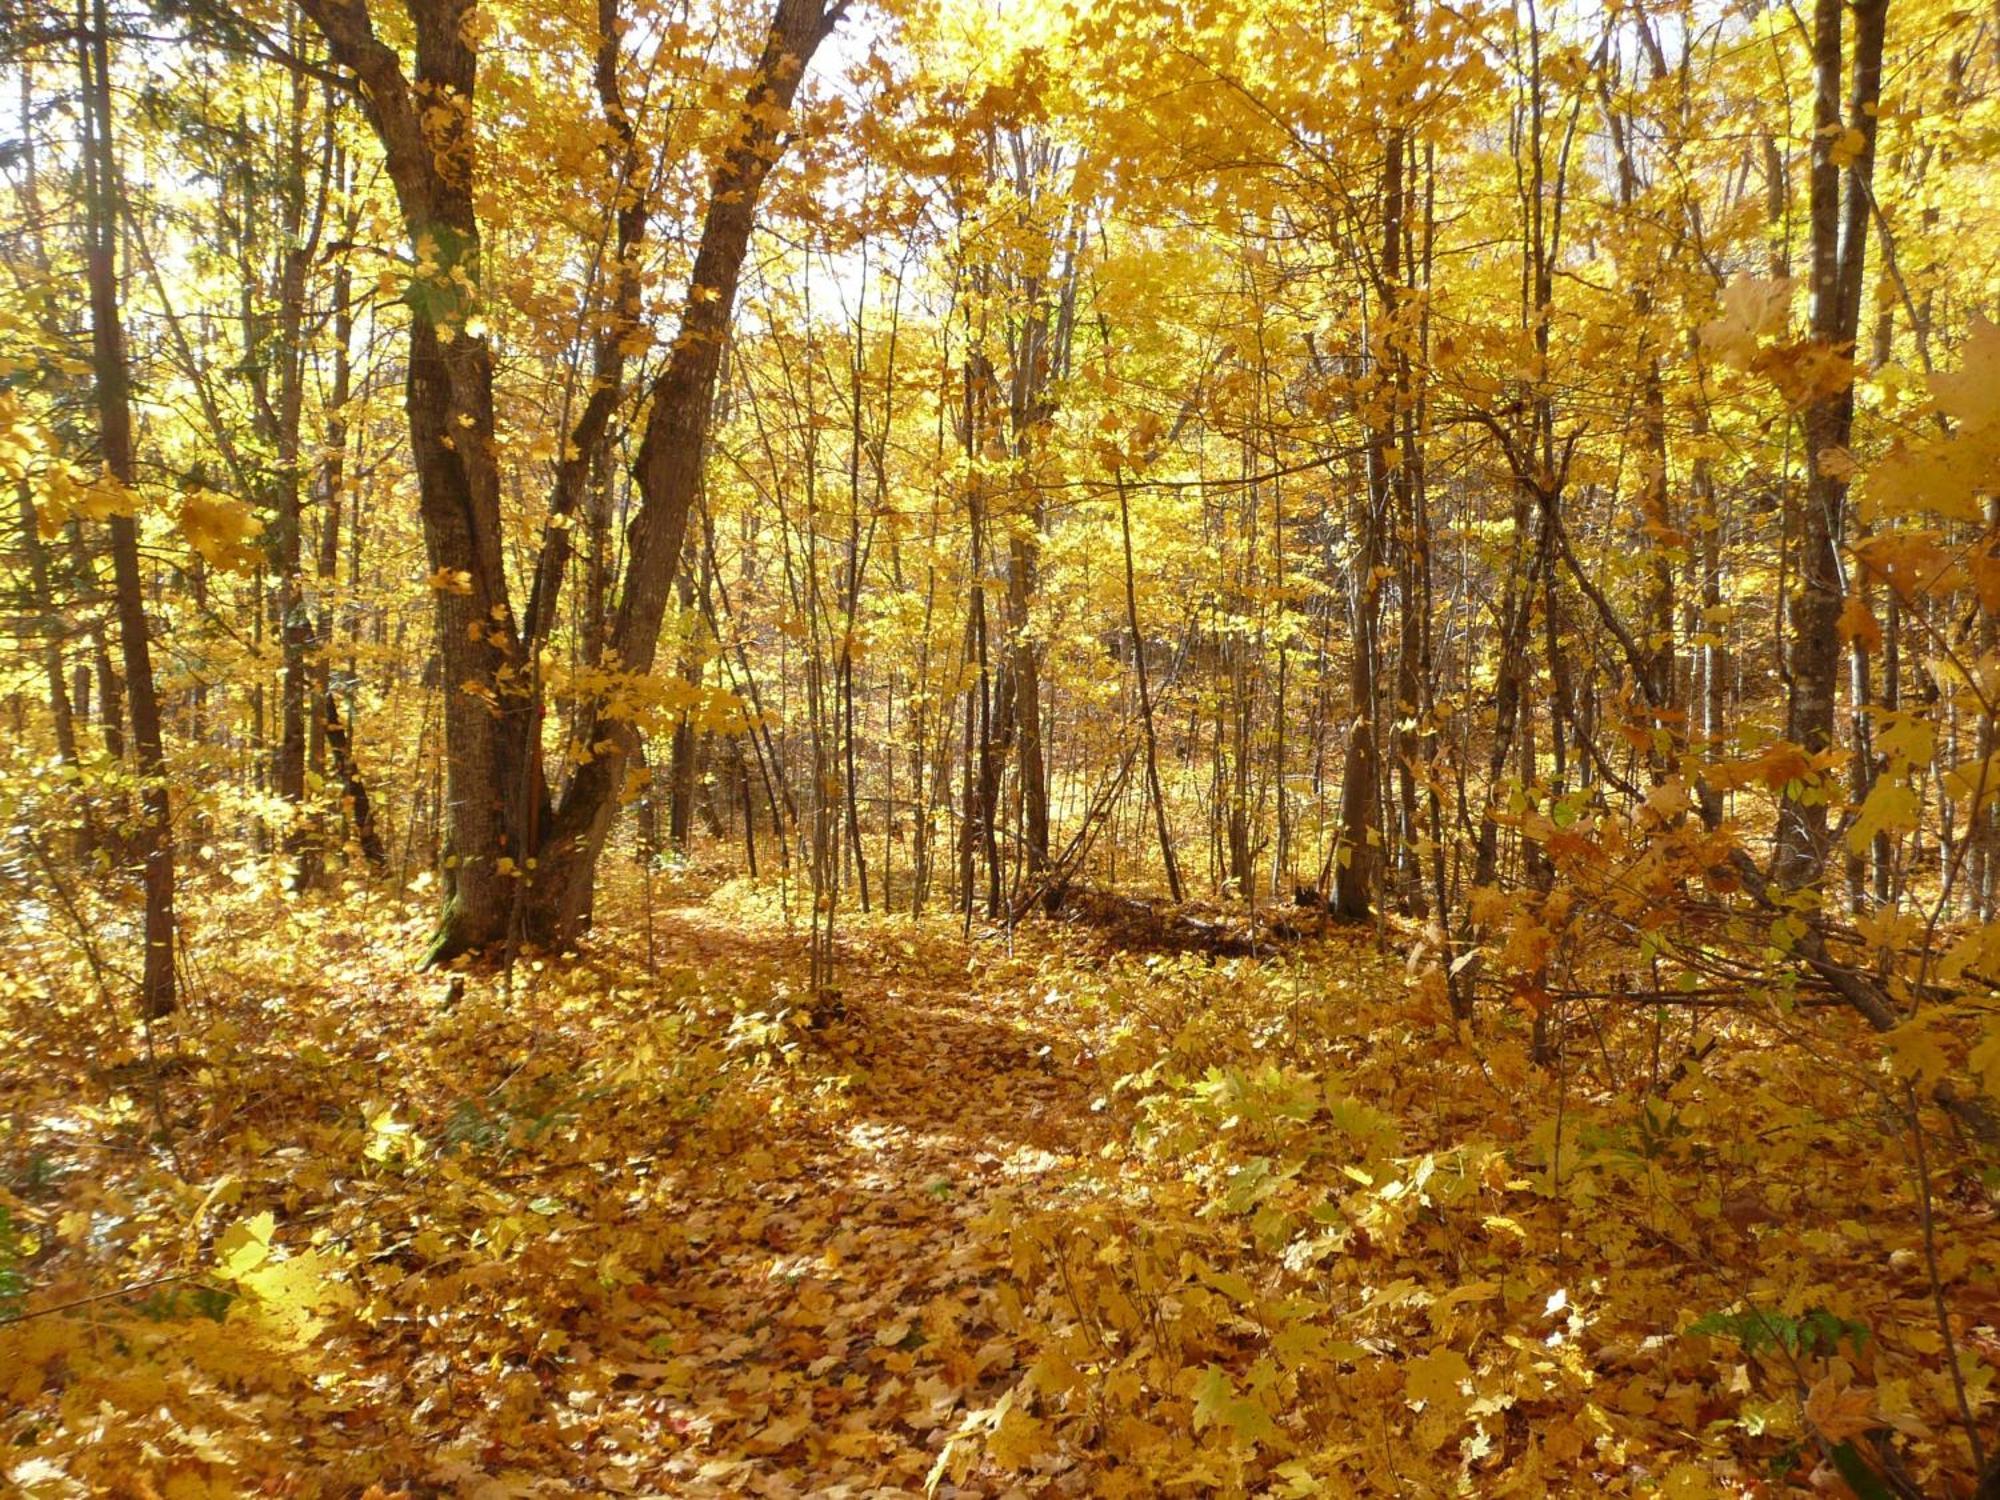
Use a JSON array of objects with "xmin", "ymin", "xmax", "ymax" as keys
[{"xmin": 4, "ymin": 0, "xmax": 2000, "ymax": 1492}]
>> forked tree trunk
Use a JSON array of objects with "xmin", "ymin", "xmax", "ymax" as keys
[
  {"xmin": 301, "ymin": 0, "xmax": 843, "ymax": 960},
  {"xmin": 527, "ymin": 0, "xmax": 845, "ymax": 946}
]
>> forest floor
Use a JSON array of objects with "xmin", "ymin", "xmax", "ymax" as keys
[{"xmin": 2, "ymin": 861, "xmax": 1995, "ymax": 1497}]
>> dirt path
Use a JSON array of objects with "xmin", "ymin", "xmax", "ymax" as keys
[{"xmin": 604, "ymin": 904, "xmax": 1106, "ymax": 1497}]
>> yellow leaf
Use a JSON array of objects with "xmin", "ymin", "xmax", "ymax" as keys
[
  {"xmin": 988, "ymin": 1405, "xmax": 1050, "ymax": 1468},
  {"xmin": 216, "ymin": 1210, "xmax": 275, "ymax": 1279},
  {"xmin": 1828, "ymin": 126, "xmax": 1866, "ymax": 168},
  {"xmin": 924, "ymin": 1436, "xmax": 965, "ymax": 1497},
  {"xmin": 1849, "ymin": 779, "xmax": 1917, "ymax": 851},
  {"xmin": 236, "ymin": 1246, "xmax": 356, "ymax": 1346},
  {"xmin": 179, "ymin": 489, "xmax": 265, "ymax": 573},
  {"xmin": 1804, "ymin": 1373, "xmax": 1877, "ymax": 1442},
  {"xmin": 1700, "ymin": 274, "xmax": 1792, "ymax": 362},
  {"xmin": 1190, "ymin": 1364, "xmax": 1279, "ymax": 1446},
  {"xmin": 1404, "ymin": 1348, "xmax": 1471, "ymax": 1407},
  {"xmin": 1970, "ymin": 1021, "xmax": 2000, "ymax": 1099},
  {"xmin": 1836, "ymin": 593, "xmax": 1882, "ymax": 654},
  {"xmin": 1884, "ymin": 1016, "xmax": 1950, "ymax": 1087},
  {"xmin": 1661, "ymin": 1461, "xmax": 1719, "ymax": 1499},
  {"xmin": 1929, "ymin": 316, "xmax": 2000, "ymax": 432}
]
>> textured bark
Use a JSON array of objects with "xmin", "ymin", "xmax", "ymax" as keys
[
  {"xmin": 1775, "ymin": 0, "xmax": 1888, "ymax": 888},
  {"xmin": 1334, "ymin": 126, "xmax": 1405, "ymax": 920},
  {"xmin": 82, "ymin": 0, "xmax": 176, "ymax": 1016},
  {"xmin": 298, "ymin": 0, "xmax": 528, "ymax": 961}
]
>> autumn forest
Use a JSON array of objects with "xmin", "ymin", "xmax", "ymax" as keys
[{"xmin": 2, "ymin": 0, "xmax": 1998, "ymax": 1490}]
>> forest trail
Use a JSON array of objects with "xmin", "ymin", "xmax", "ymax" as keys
[
  {"xmin": 10, "ymin": 880, "xmax": 1996, "ymax": 1497},
  {"xmin": 615, "ymin": 899, "xmax": 1112, "ymax": 1497}
]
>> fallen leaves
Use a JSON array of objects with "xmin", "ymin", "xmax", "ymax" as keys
[{"xmin": 2, "ymin": 871, "xmax": 1995, "ymax": 1495}]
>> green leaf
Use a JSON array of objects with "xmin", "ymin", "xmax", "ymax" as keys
[{"xmin": 1828, "ymin": 1441, "xmax": 1894, "ymax": 1500}]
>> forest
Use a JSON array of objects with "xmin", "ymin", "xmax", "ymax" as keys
[{"xmin": 2, "ymin": 0, "xmax": 1999, "ymax": 1491}]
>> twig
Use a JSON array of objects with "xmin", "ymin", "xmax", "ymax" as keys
[{"xmin": 1, "ymin": 1271, "xmax": 192, "ymax": 1326}]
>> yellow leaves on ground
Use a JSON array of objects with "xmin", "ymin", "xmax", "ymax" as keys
[
  {"xmin": 211, "ymin": 1208, "xmax": 357, "ymax": 1349},
  {"xmin": 1190, "ymin": 1363, "xmax": 1281, "ymax": 1447},
  {"xmin": 1402, "ymin": 1346, "xmax": 1471, "ymax": 1407},
  {"xmin": 1660, "ymin": 1460, "xmax": 1724, "ymax": 1499},
  {"xmin": 6, "ymin": 875, "xmax": 1999, "ymax": 1493},
  {"xmin": 232, "ymin": 1244, "xmax": 357, "ymax": 1348},
  {"xmin": 1805, "ymin": 1372, "xmax": 1878, "ymax": 1443},
  {"xmin": 986, "ymin": 1399, "xmax": 1053, "ymax": 1468}
]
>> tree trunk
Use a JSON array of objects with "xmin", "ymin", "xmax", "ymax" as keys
[
  {"xmin": 1117, "ymin": 472, "xmax": 1182, "ymax": 902},
  {"xmin": 1775, "ymin": 0, "xmax": 1888, "ymax": 887},
  {"xmin": 268, "ymin": 56, "xmax": 326, "ymax": 889},
  {"xmin": 299, "ymin": 0, "xmax": 532, "ymax": 961},
  {"xmin": 16, "ymin": 482, "xmax": 87, "ymax": 853},
  {"xmin": 321, "ymin": 691, "xmax": 386, "ymax": 867},
  {"xmin": 82, "ymin": 0, "xmax": 175, "ymax": 1017},
  {"xmin": 526, "ymin": 0, "xmax": 843, "ymax": 944},
  {"xmin": 1334, "ymin": 125, "xmax": 1405, "ymax": 920}
]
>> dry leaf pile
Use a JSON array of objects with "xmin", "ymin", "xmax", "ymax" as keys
[{"xmin": 1, "ymin": 870, "xmax": 1994, "ymax": 1496}]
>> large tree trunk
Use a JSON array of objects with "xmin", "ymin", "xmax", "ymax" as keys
[
  {"xmin": 411, "ymin": 314, "xmax": 534, "ymax": 960},
  {"xmin": 299, "ymin": 0, "xmax": 532, "ymax": 962}
]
